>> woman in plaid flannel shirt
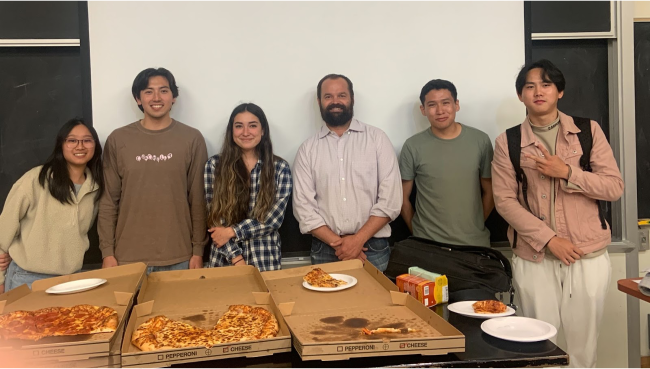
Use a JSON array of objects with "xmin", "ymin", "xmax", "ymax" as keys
[{"xmin": 204, "ymin": 103, "xmax": 292, "ymax": 271}]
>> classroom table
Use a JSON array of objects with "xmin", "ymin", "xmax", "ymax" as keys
[
  {"xmin": 618, "ymin": 277, "xmax": 649, "ymax": 303},
  {"xmin": 174, "ymin": 304, "xmax": 569, "ymax": 368}
]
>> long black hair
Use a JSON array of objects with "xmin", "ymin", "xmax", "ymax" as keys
[{"xmin": 38, "ymin": 118, "xmax": 105, "ymax": 204}]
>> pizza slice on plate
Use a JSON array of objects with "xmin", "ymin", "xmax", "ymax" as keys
[
  {"xmin": 472, "ymin": 300, "xmax": 507, "ymax": 314},
  {"xmin": 303, "ymin": 268, "xmax": 347, "ymax": 288}
]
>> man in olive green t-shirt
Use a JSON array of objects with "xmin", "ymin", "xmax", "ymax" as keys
[{"xmin": 399, "ymin": 79, "xmax": 494, "ymax": 246}]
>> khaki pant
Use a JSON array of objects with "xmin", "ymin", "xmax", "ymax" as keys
[{"xmin": 512, "ymin": 252, "xmax": 611, "ymax": 368}]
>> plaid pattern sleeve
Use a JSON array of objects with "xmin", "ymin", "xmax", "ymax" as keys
[
  {"xmin": 230, "ymin": 159, "xmax": 292, "ymax": 271},
  {"xmin": 232, "ymin": 160, "xmax": 292, "ymax": 242}
]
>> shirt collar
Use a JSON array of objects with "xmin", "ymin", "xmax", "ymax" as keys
[{"xmin": 520, "ymin": 110, "xmax": 579, "ymax": 147}]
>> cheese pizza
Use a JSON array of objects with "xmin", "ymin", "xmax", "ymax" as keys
[
  {"xmin": 303, "ymin": 268, "xmax": 347, "ymax": 288},
  {"xmin": 131, "ymin": 305, "xmax": 279, "ymax": 352},
  {"xmin": 0, "ymin": 304, "xmax": 118, "ymax": 341},
  {"xmin": 472, "ymin": 300, "xmax": 508, "ymax": 314}
]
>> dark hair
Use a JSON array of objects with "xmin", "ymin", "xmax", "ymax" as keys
[
  {"xmin": 317, "ymin": 74, "xmax": 354, "ymax": 100},
  {"xmin": 515, "ymin": 59, "xmax": 566, "ymax": 95},
  {"xmin": 38, "ymin": 118, "xmax": 105, "ymax": 204},
  {"xmin": 419, "ymin": 79, "xmax": 458, "ymax": 104},
  {"xmin": 131, "ymin": 67, "xmax": 179, "ymax": 112},
  {"xmin": 208, "ymin": 103, "xmax": 281, "ymax": 227}
]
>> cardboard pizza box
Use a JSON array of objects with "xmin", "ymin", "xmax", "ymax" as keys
[
  {"xmin": 260, "ymin": 260, "xmax": 465, "ymax": 361},
  {"xmin": 120, "ymin": 265, "xmax": 291, "ymax": 367},
  {"xmin": 14, "ymin": 316, "xmax": 125, "ymax": 368},
  {"xmin": 0, "ymin": 262, "xmax": 146, "ymax": 365}
]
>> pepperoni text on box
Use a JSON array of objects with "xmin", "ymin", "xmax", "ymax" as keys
[
  {"xmin": 344, "ymin": 344, "xmax": 376, "ymax": 351},
  {"xmin": 164, "ymin": 351, "xmax": 198, "ymax": 360}
]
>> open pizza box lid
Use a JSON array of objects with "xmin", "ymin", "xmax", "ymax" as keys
[
  {"xmin": 0, "ymin": 262, "xmax": 146, "ymax": 364},
  {"xmin": 121, "ymin": 265, "xmax": 291, "ymax": 368},
  {"xmin": 260, "ymin": 260, "xmax": 465, "ymax": 361}
]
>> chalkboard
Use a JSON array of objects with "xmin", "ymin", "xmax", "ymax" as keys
[
  {"xmin": 531, "ymin": 38, "xmax": 612, "ymax": 226},
  {"xmin": 0, "ymin": 2, "xmax": 80, "ymax": 39},
  {"xmin": 531, "ymin": 1, "xmax": 611, "ymax": 34},
  {"xmin": 634, "ymin": 22, "xmax": 650, "ymax": 219}
]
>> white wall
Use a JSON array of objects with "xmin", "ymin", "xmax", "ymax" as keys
[
  {"xmin": 87, "ymin": 1, "xmax": 525, "ymax": 161},
  {"xmin": 636, "ymin": 0, "xmax": 650, "ymax": 20}
]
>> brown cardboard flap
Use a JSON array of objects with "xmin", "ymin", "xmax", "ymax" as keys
[
  {"xmin": 261, "ymin": 260, "xmax": 362, "ymax": 281},
  {"xmin": 278, "ymin": 302, "xmax": 295, "ymax": 316},
  {"xmin": 252, "ymin": 292, "xmax": 271, "ymax": 305},
  {"xmin": 390, "ymin": 290, "xmax": 408, "ymax": 305},
  {"xmin": 134, "ymin": 301, "xmax": 154, "ymax": 318},
  {"xmin": 364, "ymin": 261, "xmax": 399, "ymax": 292},
  {"xmin": 115, "ymin": 291, "xmax": 134, "ymax": 306},
  {"xmin": 31, "ymin": 262, "xmax": 147, "ymax": 291},
  {"xmin": 0, "ymin": 300, "xmax": 5, "ymax": 315},
  {"xmin": 0, "ymin": 284, "xmax": 31, "ymax": 310},
  {"xmin": 146, "ymin": 265, "xmax": 254, "ymax": 283}
]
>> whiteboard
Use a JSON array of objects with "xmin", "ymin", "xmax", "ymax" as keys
[{"xmin": 88, "ymin": 1, "xmax": 526, "ymax": 163}]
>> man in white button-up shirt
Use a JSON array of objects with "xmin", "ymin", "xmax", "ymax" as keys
[{"xmin": 292, "ymin": 74, "xmax": 402, "ymax": 271}]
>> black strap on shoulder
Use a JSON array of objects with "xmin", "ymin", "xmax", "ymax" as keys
[
  {"xmin": 571, "ymin": 116, "xmax": 608, "ymax": 230},
  {"xmin": 505, "ymin": 124, "xmax": 532, "ymax": 248}
]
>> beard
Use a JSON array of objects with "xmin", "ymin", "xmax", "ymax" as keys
[{"xmin": 320, "ymin": 103, "xmax": 354, "ymax": 127}]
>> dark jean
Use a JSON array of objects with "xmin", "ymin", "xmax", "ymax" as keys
[
  {"xmin": 5, "ymin": 261, "xmax": 64, "ymax": 291},
  {"xmin": 145, "ymin": 260, "xmax": 190, "ymax": 275},
  {"xmin": 310, "ymin": 237, "xmax": 390, "ymax": 272}
]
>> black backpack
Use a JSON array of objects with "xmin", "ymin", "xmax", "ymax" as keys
[
  {"xmin": 505, "ymin": 116, "xmax": 608, "ymax": 248},
  {"xmin": 385, "ymin": 237, "xmax": 515, "ymax": 304}
]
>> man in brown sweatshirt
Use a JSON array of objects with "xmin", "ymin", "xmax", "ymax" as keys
[{"xmin": 98, "ymin": 68, "xmax": 208, "ymax": 273}]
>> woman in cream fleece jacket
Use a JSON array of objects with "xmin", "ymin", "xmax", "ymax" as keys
[{"xmin": 0, "ymin": 119, "xmax": 104, "ymax": 293}]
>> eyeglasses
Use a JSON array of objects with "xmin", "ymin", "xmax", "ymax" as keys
[{"xmin": 65, "ymin": 138, "xmax": 95, "ymax": 148}]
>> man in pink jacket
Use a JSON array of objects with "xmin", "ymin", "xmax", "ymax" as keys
[{"xmin": 492, "ymin": 59, "xmax": 623, "ymax": 368}]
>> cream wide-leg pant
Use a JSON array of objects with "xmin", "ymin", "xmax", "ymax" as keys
[{"xmin": 512, "ymin": 252, "xmax": 611, "ymax": 368}]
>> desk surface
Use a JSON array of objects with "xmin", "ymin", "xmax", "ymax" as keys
[
  {"xmin": 618, "ymin": 277, "xmax": 648, "ymax": 303},
  {"xmin": 174, "ymin": 304, "xmax": 569, "ymax": 368}
]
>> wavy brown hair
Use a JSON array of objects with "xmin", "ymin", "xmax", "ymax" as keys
[{"xmin": 208, "ymin": 103, "xmax": 280, "ymax": 227}]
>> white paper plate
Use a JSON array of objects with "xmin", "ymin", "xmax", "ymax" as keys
[
  {"xmin": 302, "ymin": 274, "xmax": 357, "ymax": 292},
  {"xmin": 45, "ymin": 278, "xmax": 107, "ymax": 295},
  {"xmin": 481, "ymin": 316, "xmax": 558, "ymax": 342},
  {"xmin": 447, "ymin": 300, "xmax": 516, "ymax": 318}
]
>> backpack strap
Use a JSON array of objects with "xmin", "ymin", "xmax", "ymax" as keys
[
  {"xmin": 505, "ymin": 124, "xmax": 532, "ymax": 248},
  {"xmin": 571, "ymin": 116, "xmax": 608, "ymax": 230}
]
